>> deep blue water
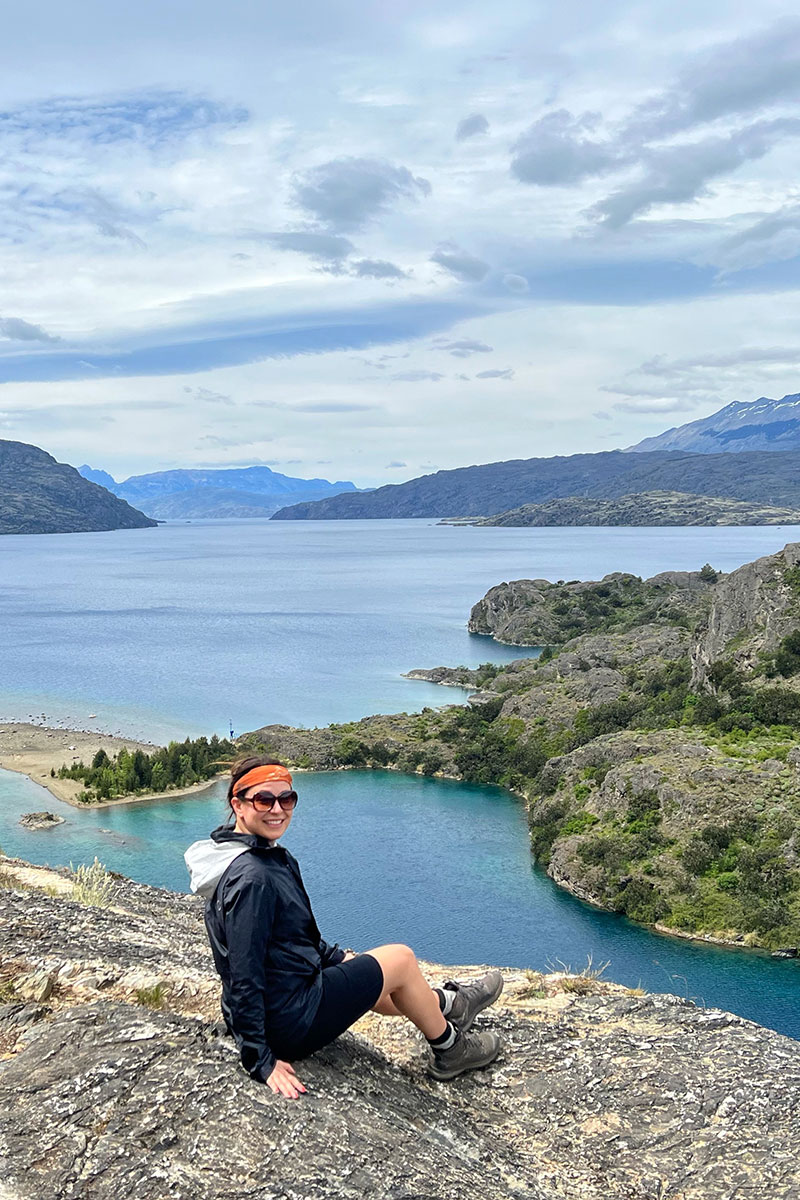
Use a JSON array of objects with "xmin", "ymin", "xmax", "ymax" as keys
[
  {"xmin": 2, "ymin": 766, "xmax": 798, "ymax": 1039},
  {"xmin": 1, "ymin": 519, "xmax": 799, "ymax": 1038},
  {"xmin": 1, "ymin": 520, "xmax": 799, "ymax": 740}
]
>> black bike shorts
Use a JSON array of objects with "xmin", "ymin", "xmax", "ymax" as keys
[{"xmin": 281, "ymin": 953, "xmax": 385, "ymax": 1061}]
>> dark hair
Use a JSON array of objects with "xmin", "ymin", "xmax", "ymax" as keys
[{"xmin": 226, "ymin": 755, "xmax": 288, "ymax": 816}]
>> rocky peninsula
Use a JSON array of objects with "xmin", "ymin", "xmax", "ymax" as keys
[
  {"xmin": 443, "ymin": 490, "xmax": 800, "ymax": 527},
  {"xmin": 1, "ymin": 857, "xmax": 798, "ymax": 1199},
  {"xmin": 240, "ymin": 544, "xmax": 800, "ymax": 953}
]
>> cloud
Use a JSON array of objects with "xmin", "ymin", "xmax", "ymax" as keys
[
  {"xmin": 590, "ymin": 119, "xmax": 800, "ymax": 228},
  {"xmin": 612, "ymin": 397, "xmax": 699, "ymax": 414},
  {"xmin": 455, "ymin": 112, "xmax": 489, "ymax": 141},
  {"xmin": 511, "ymin": 110, "xmax": 621, "ymax": 185},
  {"xmin": 385, "ymin": 460, "xmax": 407, "ymax": 468},
  {"xmin": 391, "ymin": 370, "xmax": 444, "ymax": 382},
  {"xmin": 292, "ymin": 157, "xmax": 431, "ymax": 231},
  {"xmin": 350, "ymin": 258, "xmax": 407, "ymax": 278},
  {"xmin": 709, "ymin": 203, "xmax": 800, "ymax": 272},
  {"xmin": 264, "ymin": 231, "xmax": 355, "ymax": 260},
  {"xmin": 0, "ymin": 316, "xmax": 60, "ymax": 343},
  {"xmin": 290, "ymin": 401, "xmax": 380, "ymax": 412},
  {"xmin": 0, "ymin": 404, "xmax": 115, "ymax": 430},
  {"xmin": 593, "ymin": 410, "xmax": 613, "ymax": 421},
  {"xmin": 509, "ymin": 24, "xmax": 800, "ymax": 232},
  {"xmin": 475, "ymin": 367, "xmax": 514, "ymax": 379},
  {"xmin": 625, "ymin": 19, "xmax": 800, "ymax": 140},
  {"xmin": 437, "ymin": 338, "xmax": 493, "ymax": 357},
  {"xmin": 0, "ymin": 90, "xmax": 248, "ymax": 147},
  {"xmin": 0, "ymin": 297, "xmax": 479, "ymax": 383},
  {"xmin": 502, "ymin": 273, "xmax": 529, "ymax": 293},
  {"xmin": 183, "ymin": 386, "xmax": 235, "ymax": 405},
  {"xmin": 634, "ymin": 346, "xmax": 800, "ymax": 377},
  {"xmin": 430, "ymin": 244, "xmax": 490, "ymax": 281},
  {"xmin": 196, "ymin": 433, "xmax": 270, "ymax": 448}
]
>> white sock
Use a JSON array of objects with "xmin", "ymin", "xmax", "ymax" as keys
[
  {"xmin": 428, "ymin": 1020, "xmax": 457, "ymax": 1050},
  {"xmin": 435, "ymin": 986, "xmax": 455, "ymax": 1016}
]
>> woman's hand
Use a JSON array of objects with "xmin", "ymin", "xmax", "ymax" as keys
[{"xmin": 267, "ymin": 1060, "xmax": 307, "ymax": 1099}]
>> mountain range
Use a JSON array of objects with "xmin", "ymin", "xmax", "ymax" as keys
[
  {"xmin": 626, "ymin": 393, "xmax": 800, "ymax": 454},
  {"xmin": 78, "ymin": 465, "xmax": 360, "ymax": 520},
  {"xmin": 271, "ymin": 448, "xmax": 800, "ymax": 520}
]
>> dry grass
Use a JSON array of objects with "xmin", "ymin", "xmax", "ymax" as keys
[
  {"xmin": 71, "ymin": 858, "xmax": 114, "ymax": 907},
  {"xmin": 546, "ymin": 954, "xmax": 611, "ymax": 996}
]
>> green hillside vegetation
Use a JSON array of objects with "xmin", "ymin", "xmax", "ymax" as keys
[
  {"xmin": 242, "ymin": 545, "xmax": 800, "ymax": 950},
  {"xmin": 57, "ymin": 735, "xmax": 236, "ymax": 801}
]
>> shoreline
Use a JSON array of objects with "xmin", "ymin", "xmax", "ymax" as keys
[
  {"xmin": 0, "ymin": 722, "xmax": 224, "ymax": 810},
  {"xmin": 0, "ymin": 721, "xmax": 795, "ymax": 960}
]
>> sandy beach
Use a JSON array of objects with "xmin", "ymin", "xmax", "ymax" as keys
[{"xmin": 0, "ymin": 723, "xmax": 223, "ymax": 809}]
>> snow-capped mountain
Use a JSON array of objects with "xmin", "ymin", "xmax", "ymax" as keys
[{"xmin": 626, "ymin": 393, "xmax": 800, "ymax": 454}]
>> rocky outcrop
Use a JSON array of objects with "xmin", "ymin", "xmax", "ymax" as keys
[
  {"xmin": 18, "ymin": 811, "xmax": 65, "ymax": 830},
  {"xmin": 469, "ymin": 571, "xmax": 711, "ymax": 646},
  {"xmin": 402, "ymin": 666, "xmax": 481, "ymax": 687},
  {"xmin": 0, "ymin": 439, "xmax": 157, "ymax": 535},
  {"xmin": 691, "ymin": 542, "xmax": 800, "ymax": 686},
  {"xmin": 2, "ymin": 860, "xmax": 799, "ymax": 1199},
  {"xmin": 453, "ymin": 490, "xmax": 800, "ymax": 527},
  {"xmin": 530, "ymin": 726, "xmax": 800, "ymax": 946}
]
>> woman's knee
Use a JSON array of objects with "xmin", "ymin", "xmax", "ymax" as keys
[{"xmin": 365, "ymin": 943, "xmax": 417, "ymax": 989}]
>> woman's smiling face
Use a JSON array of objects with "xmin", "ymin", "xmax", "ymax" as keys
[{"xmin": 232, "ymin": 783, "xmax": 295, "ymax": 840}]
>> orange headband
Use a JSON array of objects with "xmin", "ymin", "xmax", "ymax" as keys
[{"xmin": 233, "ymin": 765, "xmax": 293, "ymax": 796}]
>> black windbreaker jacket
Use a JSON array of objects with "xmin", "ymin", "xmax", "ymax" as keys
[{"xmin": 191, "ymin": 826, "xmax": 345, "ymax": 1082}]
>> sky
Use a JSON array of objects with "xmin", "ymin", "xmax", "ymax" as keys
[{"xmin": 1, "ymin": 1, "xmax": 800, "ymax": 486}]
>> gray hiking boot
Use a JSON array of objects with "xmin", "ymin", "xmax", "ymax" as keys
[
  {"xmin": 440, "ymin": 970, "xmax": 504, "ymax": 1032},
  {"xmin": 427, "ymin": 1028, "xmax": 501, "ymax": 1081}
]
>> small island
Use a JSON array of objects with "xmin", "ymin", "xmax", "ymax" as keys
[{"xmin": 440, "ymin": 490, "xmax": 800, "ymax": 527}]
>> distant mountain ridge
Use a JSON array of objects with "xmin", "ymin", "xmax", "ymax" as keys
[
  {"xmin": 1, "ymin": 442, "xmax": 156, "ymax": 534},
  {"xmin": 78, "ymin": 464, "xmax": 360, "ymax": 520},
  {"xmin": 271, "ymin": 448, "xmax": 800, "ymax": 520},
  {"xmin": 626, "ymin": 393, "xmax": 800, "ymax": 454}
]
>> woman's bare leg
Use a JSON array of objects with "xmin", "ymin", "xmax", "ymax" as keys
[{"xmin": 364, "ymin": 943, "xmax": 446, "ymax": 1039}]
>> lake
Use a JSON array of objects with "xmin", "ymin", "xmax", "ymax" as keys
[
  {"xmin": 2, "ymin": 519, "xmax": 799, "ymax": 740},
  {"xmin": 1, "ymin": 519, "xmax": 799, "ymax": 1037}
]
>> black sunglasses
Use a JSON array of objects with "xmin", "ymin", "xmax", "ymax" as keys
[{"xmin": 236, "ymin": 789, "xmax": 298, "ymax": 812}]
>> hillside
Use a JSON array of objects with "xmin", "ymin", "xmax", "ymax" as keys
[
  {"xmin": 241, "ymin": 543, "xmax": 800, "ymax": 950},
  {"xmin": 451, "ymin": 491, "xmax": 800, "ymax": 527},
  {"xmin": 627, "ymin": 393, "xmax": 800, "ymax": 454},
  {"xmin": 0, "ymin": 441, "xmax": 156, "ymax": 535},
  {"xmin": 271, "ymin": 448, "xmax": 800, "ymax": 519},
  {"xmin": 79, "ymin": 464, "xmax": 359, "ymax": 520},
  {"xmin": 1, "ymin": 859, "xmax": 797, "ymax": 1199}
]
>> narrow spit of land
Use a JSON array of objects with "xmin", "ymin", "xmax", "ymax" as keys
[{"xmin": 0, "ymin": 724, "xmax": 220, "ymax": 809}]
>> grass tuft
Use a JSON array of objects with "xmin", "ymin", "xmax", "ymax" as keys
[
  {"xmin": 134, "ymin": 982, "xmax": 167, "ymax": 1009},
  {"xmin": 71, "ymin": 857, "xmax": 114, "ymax": 908}
]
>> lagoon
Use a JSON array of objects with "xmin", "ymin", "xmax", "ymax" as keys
[
  {"xmin": 2, "ymin": 764, "xmax": 799, "ymax": 1039},
  {"xmin": 1, "ymin": 519, "xmax": 800, "ymax": 1039}
]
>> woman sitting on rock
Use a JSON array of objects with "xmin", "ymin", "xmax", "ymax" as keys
[{"xmin": 184, "ymin": 755, "xmax": 503, "ymax": 1099}]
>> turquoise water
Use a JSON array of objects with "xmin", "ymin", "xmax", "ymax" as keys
[
  {"xmin": 2, "ymin": 519, "xmax": 800, "ymax": 1039},
  {"xmin": 2, "ymin": 765, "xmax": 798, "ymax": 1038}
]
